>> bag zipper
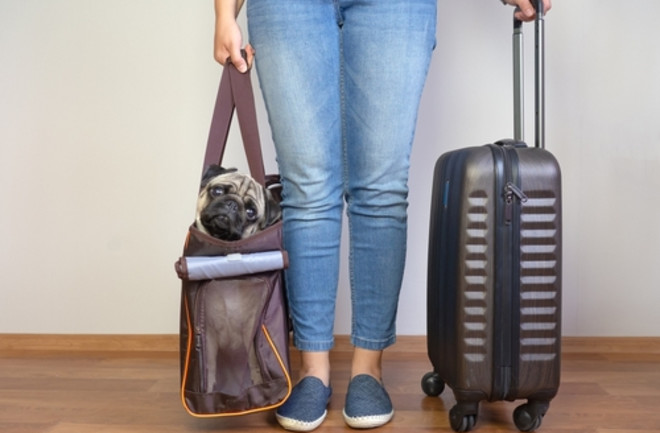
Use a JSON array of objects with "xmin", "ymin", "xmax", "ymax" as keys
[{"xmin": 192, "ymin": 285, "xmax": 207, "ymax": 392}]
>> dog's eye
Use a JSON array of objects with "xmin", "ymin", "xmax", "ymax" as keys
[
  {"xmin": 209, "ymin": 186, "xmax": 225, "ymax": 197},
  {"xmin": 246, "ymin": 206, "xmax": 258, "ymax": 221}
]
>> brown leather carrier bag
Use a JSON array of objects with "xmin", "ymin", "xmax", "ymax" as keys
[{"xmin": 175, "ymin": 60, "xmax": 291, "ymax": 417}]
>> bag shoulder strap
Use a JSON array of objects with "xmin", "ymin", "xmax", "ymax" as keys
[{"xmin": 202, "ymin": 63, "xmax": 267, "ymax": 186}]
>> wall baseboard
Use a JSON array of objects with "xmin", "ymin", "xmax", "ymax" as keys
[
  {"xmin": 2, "ymin": 334, "xmax": 660, "ymax": 354},
  {"xmin": 0, "ymin": 334, "xmax": 178, "ymax": 352}
]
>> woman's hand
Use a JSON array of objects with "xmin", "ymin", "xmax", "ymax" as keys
[
  {"xmin": 502, "ymin": 0, "xmax": 552, "ymax": 22},
  {"xmin": 213, "ymin": 0, "xmax": 254, "ymax": 72}
]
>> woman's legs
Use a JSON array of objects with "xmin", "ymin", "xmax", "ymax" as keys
[
  {"xmin": 248, "ymin": 0, "xmax": 435, "ymax": 429},
  {"xmin": 338, "ymin": 2, "xmax": 435, "ymax": 427},
  {"xmin": 339, "ymin": 0, "xmax": 437, "ymax": 356},
  {"xmin": 248, "ymin": 0, "xmax": 342, "ymax": 362}
]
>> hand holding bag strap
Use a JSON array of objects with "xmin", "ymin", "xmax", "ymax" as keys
[{"xmin": 202, "ymin": 61, "xmax": 267, "ymax": 186}]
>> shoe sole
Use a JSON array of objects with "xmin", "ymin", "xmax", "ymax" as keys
[
  {"xmin": 276, "ymin": 410, "xmax": 327, "ymax": 432},
  {"xmin": 342, "ymin": 409, "xmax": 394, "ymax": 429}
]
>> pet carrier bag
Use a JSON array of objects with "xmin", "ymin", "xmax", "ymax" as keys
[{"xmin": 175, "ymin": 60, "xmax": 291, "ymax": 417}]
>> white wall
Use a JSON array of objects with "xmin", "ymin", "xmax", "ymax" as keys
[{"xmin": 1, "ymin": 1, "xmax": 659, "ymax": 336}]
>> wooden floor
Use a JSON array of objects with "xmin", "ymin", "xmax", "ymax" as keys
[{"xmin": 1, "ymin": 335, "xmax": 660, "ymax": 433}]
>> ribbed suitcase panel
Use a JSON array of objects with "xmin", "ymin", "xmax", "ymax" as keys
[
  {"xmin": 456, "ymin": 149, "xmax": 496, "ymax": 392},
  {"xmin": 515, "ymin": 150, "xmax": 562, "ymax": 398}
]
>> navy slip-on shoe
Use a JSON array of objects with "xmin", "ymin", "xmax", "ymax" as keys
[
  {"xmin": 343, "ymin": 374, "xmax": 394, "ymax": 429},
  {"xmin": 276, "ymin": 376, "xmax": 332, "ymax": 432}
]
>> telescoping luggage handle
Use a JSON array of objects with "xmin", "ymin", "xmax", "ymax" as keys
[{"xmin": 513, "ymin": 0, "xmax": 545, "ymax": 149}]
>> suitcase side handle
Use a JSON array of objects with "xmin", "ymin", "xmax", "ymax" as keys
[{"xmin": 513, "ymin": 0, "xmax": 545, "ymax": 149}]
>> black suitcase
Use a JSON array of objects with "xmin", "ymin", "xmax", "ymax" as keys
[{"xmin": 422, "ymin": 3, "xmax": 561, "ymax": 432}]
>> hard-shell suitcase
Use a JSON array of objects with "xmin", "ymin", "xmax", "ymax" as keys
[{"xmin": 421, "ymin": 3, "xmax": 561, "ymax": 432}]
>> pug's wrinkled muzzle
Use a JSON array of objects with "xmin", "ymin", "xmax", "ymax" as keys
[{"xmin": 201, "ymin": 198, "xmax": 244, "ymax": 241}]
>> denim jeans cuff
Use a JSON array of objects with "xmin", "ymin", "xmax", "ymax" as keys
[
  {"xmin": 294, "ymin": 336, "xmax": 335, "ymax": 352},
  {"xmin": 351, "ymin": 335, "xmax": 396, "ymax": 351}
]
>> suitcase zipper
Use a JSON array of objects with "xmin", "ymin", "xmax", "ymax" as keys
[
  {"xmin": 504, "ymin": 182, "xmax": 528, "ymax": 223},
  {"xmin": 491, "ymin": 144, "xmax": 526, "ymax": 401}
]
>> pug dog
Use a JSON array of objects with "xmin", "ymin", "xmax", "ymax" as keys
[{"xmin": 195, "ymin": 165, "xmax": 281, "ymax": 241}]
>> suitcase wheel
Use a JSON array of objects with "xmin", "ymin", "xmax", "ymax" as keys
[
  {"xmin": 449, "ymin": 403, "xmax": 478, "ymax": 432},
  {"xmin": 421, "ymin": 371, "xmax": 445, "ymax": 397},
  {"xmin": 513, "ymin": 400, "xmax": 549, "ymax": 432}
]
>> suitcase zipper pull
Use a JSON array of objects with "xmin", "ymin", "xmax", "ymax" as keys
[{"xmin": 504, "ymin": 182, "xmax": 528, "ymax": 223}]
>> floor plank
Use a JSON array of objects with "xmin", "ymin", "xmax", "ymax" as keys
[{"xmin": 0, "ymin": 335, "xmax": 659, "ymax": 432}]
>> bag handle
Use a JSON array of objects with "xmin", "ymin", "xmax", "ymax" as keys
[{"xmin": 202, "ymin": 58, "xmax": 267, "ymax": 186}]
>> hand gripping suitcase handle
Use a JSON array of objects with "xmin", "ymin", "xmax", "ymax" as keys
[{"xmin": 513, "ymin": 0, "xmax": 545, "ymax": 149}]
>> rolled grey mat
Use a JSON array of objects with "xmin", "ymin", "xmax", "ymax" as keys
[{"xmin": 175, "ymin": 250, "xmax": 288, "ymax": 281}]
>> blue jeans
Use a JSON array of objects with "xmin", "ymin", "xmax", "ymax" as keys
[{"xmin": 248, "ymin": 0, "xmax": 436, "ymax": 352}]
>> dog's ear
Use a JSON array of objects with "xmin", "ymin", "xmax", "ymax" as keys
[
  {"xmin": 200, "ymin": 165, "xmax": 237, "ymax": 188},
  {"xmin": 262, "ymin": 189, "xmax": 282, "ymax": 227}
]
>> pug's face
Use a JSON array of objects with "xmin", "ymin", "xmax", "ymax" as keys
[{"xmin": 195, "ymin": 165, "xmax": 281, "ymax": 241}]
